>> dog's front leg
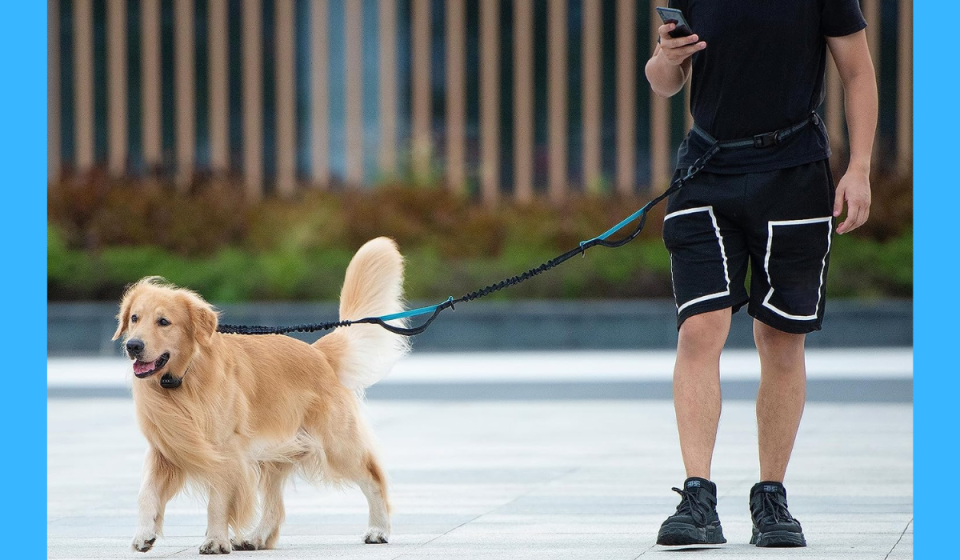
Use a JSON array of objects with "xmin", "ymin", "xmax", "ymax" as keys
[
  {"xmin": 199, "ymin": 484, "xmax": 234, "ymax": 555},
  {"xmin": 132, "ymin": 448, "xmax": 184, "ymax": 553},
  {"xmin": 201, "ymin": 457, "xmax": 257, "ymax": 555}
]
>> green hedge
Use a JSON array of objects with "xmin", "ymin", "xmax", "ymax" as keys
[{"xmin": 47, "ymin": 176, "xmax": 912, "ymax": 302}]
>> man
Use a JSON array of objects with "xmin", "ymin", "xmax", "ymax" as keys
[{"xmin": 644, "ymin": 0, "xmax": 877, "ymax": 548}]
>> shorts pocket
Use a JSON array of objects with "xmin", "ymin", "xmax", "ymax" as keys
[
  {"xmin": 663, "ymin": 206, "xmax": 731, "ymax": 313},
  {"xmin": 761, "ymin": 218, "xmax": 832, "ymax": 320}
]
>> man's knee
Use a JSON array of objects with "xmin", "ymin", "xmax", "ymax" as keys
[
  {"xmin": 754, "ymin": 320, "xmax": 805, "ymax": 364},
  {"xmin": 678, "ymin": 309, "xmax": 731, "ymax": 356}
]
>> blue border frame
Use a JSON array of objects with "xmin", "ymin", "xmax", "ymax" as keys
[
  {"xmin": 1, "ymin": 2, "xmax": 47, "ymax": 558},
  {"xmin": 915, "ymin": 1, "xmax": 949, "ymax": 559}
]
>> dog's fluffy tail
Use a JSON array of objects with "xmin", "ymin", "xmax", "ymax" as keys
[{"xmin": 314, "ymin": 237, "xmax": 410, "ymax": 391}]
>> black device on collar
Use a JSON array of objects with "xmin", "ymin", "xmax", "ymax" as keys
[{"xmin": 160, "ymin": 372, "xmax": 182, "ymax": 389}]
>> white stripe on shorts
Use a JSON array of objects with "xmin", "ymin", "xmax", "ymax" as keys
[{"xmin": 664, "ymin": 206, "xmax": 731, "ymax": 314}]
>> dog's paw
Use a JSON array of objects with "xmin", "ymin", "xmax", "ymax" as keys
[
  {"xmin": 131, "ymin": 532, "xmax": 157, "ymax": 553},
  {"xmin": 231, "ymin": 537, "xmax": 266, "ymax": 551},
  {"xmin": 363, "ymin": 528, "xmax": 389, "ymax": 544},
  {"xmin": 199, "ymin": 536, "xmax": 232, "ymax": 554}
]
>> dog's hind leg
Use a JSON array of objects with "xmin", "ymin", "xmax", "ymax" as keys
[
  {"xmin": 321, "ymin": 428, "xmax": 392, "ymax": 544},
  {"xmin": 350, "ymin": 453, "xmax": 392, "ymax": 544},
  {"xmin": 233, "ymin": 461, "xmax": 293, "ymax": 551},
  {"xmin": 132, "ymin": 448, "xmax": 185, "ymax": 553},
  {"xmin": 309, "ymin": 399, "xmax": 392, "ymax": 544}
]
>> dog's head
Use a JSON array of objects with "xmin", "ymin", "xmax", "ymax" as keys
[{"xmin": 113, "ymin": 277, "xmax": 218, "ymax": 383}]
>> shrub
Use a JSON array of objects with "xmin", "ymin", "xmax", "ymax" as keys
[{"xmin": 47, "ymin": 173, "xmax": 912, "ymax": 302}]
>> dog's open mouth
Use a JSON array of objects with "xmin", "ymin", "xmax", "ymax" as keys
[{"xmin": 133, "ymin": 352, "xmax": 170, "ymax": 378}]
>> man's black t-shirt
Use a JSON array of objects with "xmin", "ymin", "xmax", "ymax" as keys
[{"xmin": 668, "ymin": 0, "xmax": 866, "ymax": 174}]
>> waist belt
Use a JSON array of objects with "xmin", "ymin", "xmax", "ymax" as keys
[{"xmin": 691, "ymin": 112, "xmax": 821, "ymax": 149}]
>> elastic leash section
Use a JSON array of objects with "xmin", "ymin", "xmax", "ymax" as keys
[{"xmin": 217, "ymin": 142, "xmax": 721, "ymax": 338}]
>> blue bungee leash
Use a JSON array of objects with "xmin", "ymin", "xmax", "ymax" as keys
[{"xmin": 217, "ymin": 143, "xmax": 721, "ymax": 338}]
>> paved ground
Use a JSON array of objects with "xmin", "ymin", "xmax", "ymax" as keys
[{"xmin": 48, "ymin": 351, "xmax": 912, "ymax": 559}]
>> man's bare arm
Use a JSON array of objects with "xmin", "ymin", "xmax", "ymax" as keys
[{"xmin": 826, "ymin": 29, "xmax": 878, "ymax": 234}]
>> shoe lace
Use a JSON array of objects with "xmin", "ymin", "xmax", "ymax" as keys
[
  {"xmin": 755, "ymin": 491, "xmax": 794, "ymax": 526},
  {"xmin": 671, "ymin": 487, "xmax": 711, "ymax": 525}
]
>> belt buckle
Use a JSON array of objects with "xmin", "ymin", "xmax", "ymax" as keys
[{"xmin": 753, "ymin": 131, "xmax": 780, "ymax": 148}]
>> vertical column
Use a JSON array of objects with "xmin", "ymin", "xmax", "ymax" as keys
[
  {"xmin": 896, "ymin": 0, "xmax": 912, "ymax": 173},
  {"xmin": 142, "ymin": 0, "xmax": 162, "ymax": 171},
  {"xmin": 547, "ymin": 0, "xmax": 567, "ymax": 202},
  {"xmin": 74, "ymin": 0, "xmax": 94, "ymax": 171},
  {"xmin": 411, "ymin": 0, "xmax": 431, "ymax": 179},
  {"xmin": 446, "ymin": 0, "xmax": 466, "ymax": 192},
  {"xmin": 615, "ymin": 0, "xmax": 635, "ymax": 196},
  {"xmin": 480, "ymin": 0, "xmax": 500, "ymax": 205},
  {"xmin": 175, "ymin": 0, "xmax": 195, "ymax": 190},
  {"xmin": 276, "ymin": 0, "xmax": 297, "ymax": 195},
  {"xmin": 243, "ymin": 0, "xmax": 263, "ymax": 199},
  {"xmin": 825, "ymin": 56, "xmax": 845, "ymax": 153},
  {"xmin": 209, "ymin": 0, "xmax": 229, "ymax": 174},
  {"xmin": 648, "ymin": 0, "xmax": 670, "ymax": 192},
  {"xmin": 582, "ymin": 0, "xmax": 601, "ymax": 193},
  {"xmin": 345, "ymin": 0, "xmax": 363, "ymax": 186},
  {"xmin": 513, "ymin": 0, "xmax": 533, "ymax": 202},
  {"xmin": 311, "ymin": 0, "xmax": 330, "ymax": 187},
  {"xmin": 107, "ymin": 0, "xmax": 127, "ymax": 176},
  {"xmin": 379, "ymin": 0, "xmax": 398, "ymax": 175},
  {"xmin": 48, "ymin": 0, "xmax": 61, "ymax": 183}
]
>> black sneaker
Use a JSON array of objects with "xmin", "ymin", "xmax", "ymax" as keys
[
  {"xmin": 656, "ymin": 477, "xmax": 727, "ymax": 546},
  {"xmin": 749, "ymin": 481, "xmax": 807, "ymax": 547}
]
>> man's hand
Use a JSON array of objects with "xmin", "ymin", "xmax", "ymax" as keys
[
  {"xmin": 656, "ymin": 24, "xmax": 706, "ymax": 67},
  {"xmin": 833, "ymin": 169, "xmax": 871, "ymax": 234},
  {"xmin": 645, "ymin": 25, "xmax": 705, "ymax": 97}
]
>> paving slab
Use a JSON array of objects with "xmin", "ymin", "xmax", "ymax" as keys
[{"xmin": 49, "ymin": 393, "xmax": 911, "ymax": 559}]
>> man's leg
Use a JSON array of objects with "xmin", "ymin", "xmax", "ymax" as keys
[
  {"xmin": 674, "ymin": 308, "xmax": 731, "ymax": 480},
  {"xmin": 658, "ymin": 170, "xmax": 749, "ymax": 546},
  {"xmin": 753, "ymin": 319, "xmax": 806, "ymax": 481},
  {"xmin": 749, "ymin": 319, "xmax": 808, "ymax": 547},
  {"xmin": 741, "ymin": 161, "xmax": 830, "ymax": 548},
  {"xmin": 657, "ymin": 307, "xmax": 732, "ymax": 546}
]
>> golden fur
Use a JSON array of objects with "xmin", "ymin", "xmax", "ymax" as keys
[{"xmin": 115, "ymin": 238, "xmax": 408, "ymax": 554}]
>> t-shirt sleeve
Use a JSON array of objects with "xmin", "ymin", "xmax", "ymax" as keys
[{"xmin": 820, "ymin": 0, "xmax": 868, "ymax": 37}]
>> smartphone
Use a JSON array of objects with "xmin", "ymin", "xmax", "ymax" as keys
[{"xmin": 656, "ymin": 7, "xmax": 694, "ymax": 38}]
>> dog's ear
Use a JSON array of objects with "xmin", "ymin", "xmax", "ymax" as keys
[
  {"xmin": 186, "ymin": 295, "xmax": 219, "ymax": 346},
  {"xmin": 112, "ymin": 288, "xmax": 135, "ymax": 341}
]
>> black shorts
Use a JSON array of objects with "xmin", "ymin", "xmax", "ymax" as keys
[{"xmin": 661, "ymin": 159, "xmax": 836, "ymax": 334}]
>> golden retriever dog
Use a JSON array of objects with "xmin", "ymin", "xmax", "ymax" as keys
[{"xmin": 113, "ymin": 237, "xmax": 409, "ymax": 554}]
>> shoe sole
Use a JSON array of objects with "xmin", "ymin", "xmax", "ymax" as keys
[
  {"xmin": 750, "ymin": 528, "xmax": 807, "ymax": 547},
  {"xmin": 657, "ymin": 523, "xmax": 726, "ymax": 546}
]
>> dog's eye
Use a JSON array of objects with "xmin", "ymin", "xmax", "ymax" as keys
[
  {"xmin": 130, "ymin": 314, "xmax": 138, "ymax": 324},
  {"xmin": 157, "ymin": 317, "xmax": 171, "ymax": 327}
]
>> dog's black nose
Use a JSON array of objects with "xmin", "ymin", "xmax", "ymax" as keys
[{"xmin": 126, "ymin": 339, "xmax": 145, "ymax": 357}]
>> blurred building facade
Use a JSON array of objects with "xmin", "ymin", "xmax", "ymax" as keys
[{"xmin": 48, "ymin": 0, "xmax": 912, "ymax": 202}]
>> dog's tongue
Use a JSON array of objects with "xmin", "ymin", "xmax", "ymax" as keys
[{"xmin": 133, "ymin": 360, "xmax": 157, "ymax": 375}]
